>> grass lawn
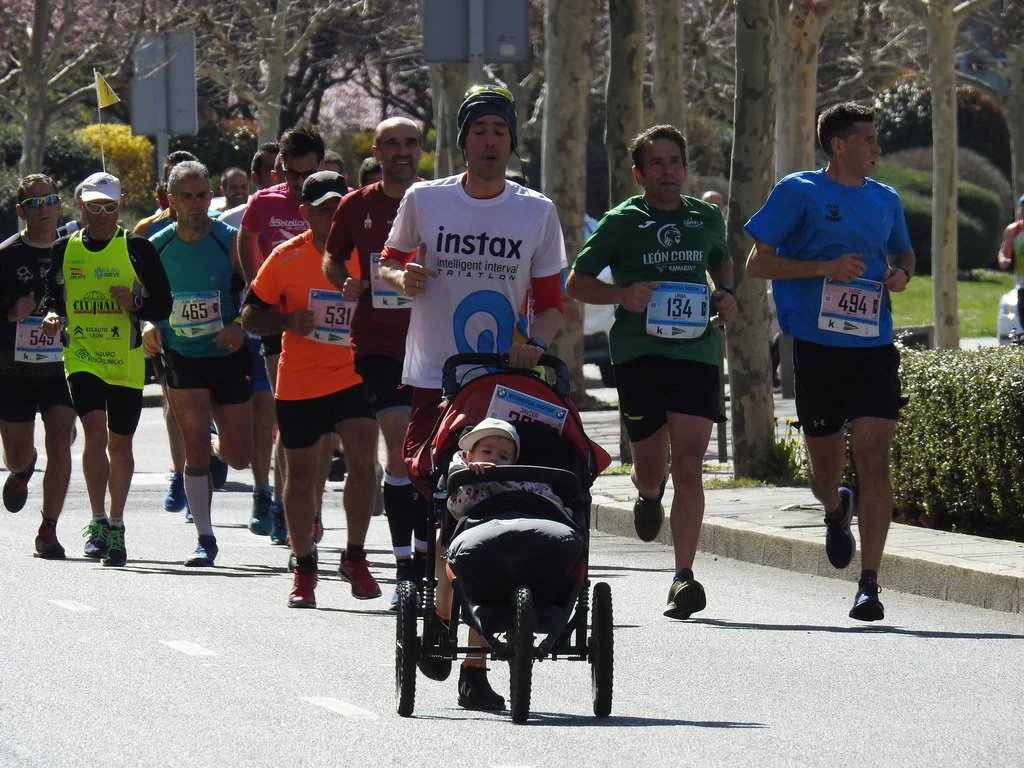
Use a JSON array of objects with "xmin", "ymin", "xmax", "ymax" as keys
[{"xmin": 889, "ymin": 269, "xmax": 1013, "ymax": 338}]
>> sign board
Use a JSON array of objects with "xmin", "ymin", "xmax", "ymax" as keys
[
  {"xmin": 131, "ymin": 31, "xmax": 198, "ymax": 137},
  {"xmin": 422, "ymin": 0, "xmax": 529, "ymax": 64}
]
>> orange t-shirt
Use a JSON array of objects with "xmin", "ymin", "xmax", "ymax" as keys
[{"xmin": 250, "ymin": 230, "xmax": 362, "ymax": 401}]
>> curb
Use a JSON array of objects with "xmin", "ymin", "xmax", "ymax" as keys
[{"xmin": 591, "ymin": 502, "xmax": 1024, "ymax": 614}]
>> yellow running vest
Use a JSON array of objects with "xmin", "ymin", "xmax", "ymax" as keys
[{"xmin": 63, "ymin": 228, "xmax": 144, "ymax": 388}]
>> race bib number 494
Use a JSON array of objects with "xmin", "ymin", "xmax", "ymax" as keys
[
  {"xmin": 818, "ymin": 278, "xmax": 882, "ymax": 338},
  {"xmin": 308, "ymin": 288, "xmax": 356, "ymax": 346}
]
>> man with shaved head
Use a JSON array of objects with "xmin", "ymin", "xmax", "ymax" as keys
[{"xmin": 323, "ymin": 117, "xmax": 426, "ymax": 607}]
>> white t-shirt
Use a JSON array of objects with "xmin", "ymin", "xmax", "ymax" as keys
[
  {"xmin": 218, "ymin": 202, "xmax": 248, "ymax": 230},
  {"xmin": 385, "ymin": 175, "xmax": 567, "ymax": 389}
]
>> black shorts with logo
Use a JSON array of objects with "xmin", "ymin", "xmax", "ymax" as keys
[
  {"xmin": 0, "ymin": 368, "xmax": 73, "ymax": 423},
  {"xmin": 614, "ymin": 354, "xmax": 725, "ymax": 443},
  {"xmin": 354, "ymin": 354, "xmax": 413, "ymax": 416},
  {"xmin": 67, "ymin": 371, "xmax": 143, "ymax": 436},
  {"xmin": 276, "ymin": 384, "xmax": 375, "ymax": 450},
  {"xmin": 792, "ymin": 338, "xmax": 904, "ymax": 437},
  {"xmin": 160, "ymin": 347, "xmax": 252, "ymax": 406}
]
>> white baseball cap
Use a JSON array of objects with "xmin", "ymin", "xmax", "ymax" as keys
[
  {"xmin": 458, "ymin": 417, "xmax": 520, "ymax": 460},
  {"xmin": 79, "ymin": 172, "xmax": 121, "ymax": 203}
]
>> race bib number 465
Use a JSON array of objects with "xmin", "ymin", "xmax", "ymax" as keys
[
  {"xmin": 308, "ymin": 288, "xmax": 356, "ymax": 346},
  {"xmin": 818, "ymin": 278, "xmax": 882, "ymax": 338},
  {"xmin": 170, "ymin": 291, "xmax": 223, "ymax": 337}
]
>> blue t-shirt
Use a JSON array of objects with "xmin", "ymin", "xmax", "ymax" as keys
[
  {"xmin": 744, "ymin": 169, "xmax": 912, "ymax": 347},
  {"xmin": 152, "ymin": 218, "xmax": 239, "ymax": 357}
]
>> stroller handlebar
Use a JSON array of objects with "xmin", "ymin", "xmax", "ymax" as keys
[
  {"xmin": 445, "ymin": 465, "xmax": 582, "ymax": 497},
  {"xmin": 441, "ymin": 352, "xmax": 571, "ymax": 400}
]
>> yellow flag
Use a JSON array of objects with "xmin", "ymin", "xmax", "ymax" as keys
[{"xmin": 94, "ymin": 71, "xmax": 120, "ymax": 109}]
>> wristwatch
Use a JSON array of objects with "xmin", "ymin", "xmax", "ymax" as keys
[
  {"xmin": 716, "ymin": 286, "xmax": 734, "ymax": 296},
  {"xmin": 525, "ymin": 336, "xmax": 548, "ymax": 351},
  {"xmin": 132, "ymin": 295, "xmax": 143, "ymax": 311}
]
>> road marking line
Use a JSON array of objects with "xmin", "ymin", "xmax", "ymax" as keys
[
  {"xmin": 50, "ymin": 599, "xmax": 96, "ymax": 612},
  {"xmin": 302, "ymin": 697, "xmax": 379, "ymax": 720},
  {"xmin": 160, "ymin": 640, "xmax": 217, "ymax": 656}
]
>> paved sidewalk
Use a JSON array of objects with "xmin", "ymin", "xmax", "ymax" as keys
[{"xmin": 579, "ymin": 407, "xmax": 1024, "ymax": 614}]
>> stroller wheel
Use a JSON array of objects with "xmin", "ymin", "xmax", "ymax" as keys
[
  {"xmin": 395, "ymin": 580, "xmax": 419, "ymax": 716},
  {"xmin": 509, "ymin": 585, "xmax": 535, "ymax": 724},
  {"xmin": 590, "ymin": 582, "xmax": 614, "ymax": 717}
]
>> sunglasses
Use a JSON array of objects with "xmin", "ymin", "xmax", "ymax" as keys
[
  {"xmin": 20, "ymin": 194, "xmax": 60, "ymax": 209},
  {"xmin": 464, "ymin": 84, "xmax": 514, "ymax": 103},
  {"xmin": 84, "ymin": 201, "xmax": 120, "ymax": 214},
  {"xmin": 282, "ymin": 167, "xmax": 317, "ymax": 183}
]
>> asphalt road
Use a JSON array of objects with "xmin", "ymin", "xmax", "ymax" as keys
[{"xmin": 1, "ymin": 407, "xmax": 1022, "ymax": 767}]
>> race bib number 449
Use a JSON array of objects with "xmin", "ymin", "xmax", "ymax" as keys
[
  {"xmin": 307, "ymin": 288, "xmax": 356, "ymax": 346},
  {"xmin": 818, "ymin": 278, "xmax": 882, "ymax": 338}
]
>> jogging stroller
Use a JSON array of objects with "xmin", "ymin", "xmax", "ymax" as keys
[{"xmin": 395, "ymin": 352, "xmax": 613, "ymax": 723}]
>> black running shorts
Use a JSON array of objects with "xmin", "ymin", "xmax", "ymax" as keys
[
  {"xmin": 260, "ymin": 332, "xmax": 283, "ymax": 358},
  {"xmin": 275, "ymin": 384, "xmax": 374, "ymax": 450},
  {"xmin": 0, "ymin": 370, "xmax": 73, "ymax": 423},
  {"xmin": 354, "ymin": 354, "xmax": 412, "ymax": 416},
  {"xmin": 792, "ymin": 338, "xmax": 904, "ymax": 438},
  {"xmin": 67, "ymin": 371, "xmax": 143, "ymax": 436},
  {"xmin": 160, "ymin": 347, "xmax": 252, "ymax": 406},
  {"xmin": 614, "ymin": 354, "xmax": 724, "ymax": 443}
]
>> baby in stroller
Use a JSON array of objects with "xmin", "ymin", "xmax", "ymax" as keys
[{"xmin": 447, "ymin": 418, "xmax": 571, "ymax": 523}]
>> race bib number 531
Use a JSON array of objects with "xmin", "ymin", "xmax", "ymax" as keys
[
  {"xmin": 818, "ymin": 278, "xmax": 882, "ymax": 338},
  {"xmin": 308, "ymin": 288, "xmax": 356, "ymax": 346}
]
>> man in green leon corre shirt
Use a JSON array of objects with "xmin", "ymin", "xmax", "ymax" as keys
[{"xmin": 566, "ymin": 124, "xmax": 737, "ymax": 621}]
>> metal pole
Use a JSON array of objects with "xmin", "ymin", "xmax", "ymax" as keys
[
  {"xmin": 468, "ymin": 0, "xmax": 485, "ymax": 84},
  {"xmin": 156, "ymin": 129, "xmax": 169, "ymax": 188}
]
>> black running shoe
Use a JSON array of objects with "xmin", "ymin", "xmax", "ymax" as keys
[
  {"xmin": 664, "ymin": 577, "xmax": 707, "ymax": 620},
  {"xmin": 824, "ymin": 486, "xmax": 856, "ymax": 569},
  {"xmin": 34, "ymin": 517, "xmax": 65, "ymax": 560},
  {"xmin": 633, "ymin": 475, "xmax": 667, "ymax": 542},
  {"xmin": 102, "ymin": 526, "xmax": 127, "ymax": 567},
  {"xmin": 457, "ymin": 665, "xmax": 506, "ymax": 711},
  {"xmin": 3, "ymin": 451, "xmax": 37, "ymax": 513},
  {"xmin": 184, "ymin": 535, "xmax": 218, "ymax": 567},
  {"xmin": 849, "ymin": 581, "xmax": 885, "ymax": 622}
]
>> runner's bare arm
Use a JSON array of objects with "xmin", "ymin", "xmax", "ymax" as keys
[
  {"xmin": 709, "ymin": 259, "xmax": 738, "ymax": 322},
  {"xmin": 237, "ymin": 225, "xmax": 261, "ymax": 284},
  {"xmin": 883, "ymin": 248, "xmax": 915, "ymax": 292},
  {"xmin": 565, "ymin": 269, "xmax": 656, "ymax": 314},
  {"xmin": 746, "ymin": 241, "xmax": 865, "ymax": 282},
  {"xmin": 240, "ymin": 288, "xmax": 314, "ymax": 337},
  {"xmin": 998, "ymin": 225, "xmax": 1015, "ymax": 271},
  {"xmin": 378, "ymin": 244, "xmax": 434, "ymax": 296},
  {"xmin": 322, "ymin": 252, "xmax": 350, "ymax": 291}
]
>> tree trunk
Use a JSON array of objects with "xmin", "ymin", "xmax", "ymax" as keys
[
  {"xmin": 651, "ymin": 0, "xmax": 685, "ymax": 131},
  {"xmin": 18, "ymin": 0, "xmax": 54, "ymax": 175},
  {"xmin": 929, "ymin": 0, "xmax": 959, "ymax": 349},
  {"xmin": 258, "ymin": 15, "xmax": 289, "ymax": 144},
  {"xmin": 606, "ymin": 0, "xmax": 647, "ymax": 462},
  {"xmin": 542, "ymin": 0, "xmax": 597, "ymax": 400},
  {"xmin": 728, "ymin": 0, "xmax": 777, "ymax": 478},
  {"xmin": 1005, "ymin": 44, "xmax": 1024, "ymax": 202},
  {"xmin": 605, "ymin": 0, "xmax": 646, "ymax": 208},
  {"xmin": 429, "ymin": 64, "xmax": 468, "ymax": 178},
  {"xmin": 775, "ymin": 0, "xmax": 843, "ymax": 178}
]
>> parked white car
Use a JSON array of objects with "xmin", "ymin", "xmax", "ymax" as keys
[
  {"xmin": 997, "ymin": 288, "xmax": 1021, "ymax": 344},
  {"xmin": 582, "ymin": 266, "xmax": 616, "ymax": 385}
]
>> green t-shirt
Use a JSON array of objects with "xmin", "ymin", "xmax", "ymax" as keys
[{"xmin": 573, "ymin": 194, "xmax": 728, "ymax": 366}]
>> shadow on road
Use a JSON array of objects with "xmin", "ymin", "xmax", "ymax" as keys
[
  {"xmin": 117, "ymin": 559, "xmax": 286, "ymax": 578},
  {"xmin": 414, "ymin": 711, "xmax": 766, "ymax": 728},
  {"xmin": 690, "ymin": 617, "xmax": 1024, "ymax": 640}
]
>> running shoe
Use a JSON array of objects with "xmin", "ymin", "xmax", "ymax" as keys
[
  {"xmin": 34, "ymin": 517, "xmax": 65, "ymax": 560},
  {"xmin": 210, "ymin": 454, "xmax": 229, "ymax": 490},
  {"xmin": 3, "ymin": 450, "xmax": 37, "ymax": 513},
  {"xmin": 248, "ymin": 489, "xmax": 273, "ymax": 536},
  {"xmin": 82, "ymin": 519, "xmax": 110, "ymax": 559},
  {"xmin": 163, "ymin": 472, "xmax": 186, "ymax": 512},
  {"xmin": 102, "ymin": 526, "xmax": 127, "ymax": 567},
  {"xmin": 632, "ymin": 475, "xmax": 667, "ymax": 542},
  {"xmin": 849, "ymin": 581, "xmax": 885, "ymax": 622},
  {"xmin": 269, "ymin": 500, "xmax": 288, "ymax": 545},
  {"xmin": 457, "ymin": 665, "xmax": 506, "ymax": 711},
  {"xmin": 328, "ymin": 452, "xmax": 347, "ymax": 482},
  {"xmin": 825, "ymin": 486, "xmax": 857, "ymax": 569},
  {"xmin": 663, "ymin": 576, "xmax": 707, "ymax": 620},
  {"xmin": 184, "ymin": 535, "xmax": 218, "ymax": 567},
  {"xmin": 289, "ymin": 568, "xmax": 318, "ymax": 609},
  {"xmin": 184, "ymin": 508, "xmax": 193, "ymax": 523},
  {"xmin": 338, "ymin": 552, "xmax": 381, "ymax": 599}
]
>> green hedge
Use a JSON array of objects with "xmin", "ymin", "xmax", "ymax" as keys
[
  {"xmin": 873, "ymin": 162, "xmax": 1002, "ymax": 273},
  {"xmin": 892, "ymin": 346, "xmax": 1024, "ymax": 540}
]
